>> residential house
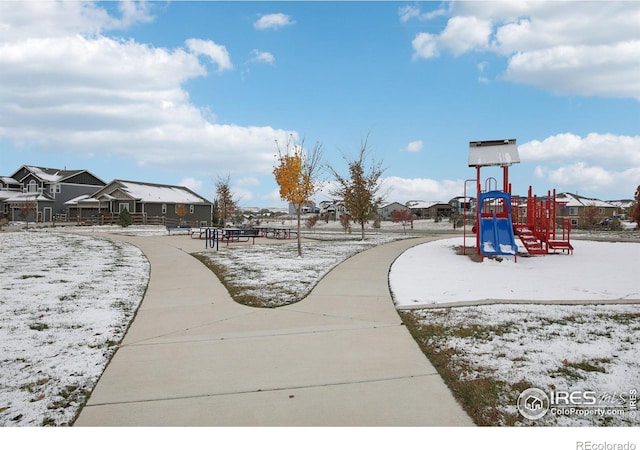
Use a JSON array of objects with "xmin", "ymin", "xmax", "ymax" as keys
[
  {"xmin": 408, "ymin": 201, "xmax": 453, "ymax": 220},
  {"xmin": 66, "ymin": 180, "xmax": 213, "ymax": 226},
  {"xmin": 288, "ymin": 200, "xmax": 319, "ymax": 215},
  {"xmin": 556, "ymin": 193, "xmax": 618, "ymax": 228},
  {"xmin": 0, "ymin": 165, "xmax": 105, "ymax": 222},
  {"xmin": 448, "ymin": 196, "xmax": 476, "ymax": 215},
  {"xmin": 318, "ymin": 200, "xmax": 347, "ymax": 221},
  {"xmin": 378, "ymin": 202, "xmax": 409, "ymax": 221},
  {"xmin": 608, "ymin": 199, "xmax": 635, "ymax": 218}
]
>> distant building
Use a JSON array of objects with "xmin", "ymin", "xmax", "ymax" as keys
[
  {"xmin": 0, "ymin": 165, "xmax": 105, "ymax": 222},
  {"xmin": 408, "ymin": 201, "xmax": 453, "ymax": 219},
  {"xmin": 318, "ymin": 200, "xmax": 347, "ymax": 221},
  {"xmin": 448, "ymin": 196, "xmax": 476, "ymax": 215},
  {"xmin": 378, "ymin": 202, "xmax": 409, "ymax": 221},
  {"xmin": 66, "ymin": 179, "xmax": 213, "ymax": 226},
  {"xmin": 556, "ymin": 193, "xmax": 617, "ymax": 228},
  {"xmin": 288, "ymin": 200, "xmax": 319, "ymax": 215}
]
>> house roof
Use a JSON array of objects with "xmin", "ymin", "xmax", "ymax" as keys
[
  {"xmin": 409, "ymin": 201, "xmax": 450, "ymax": 210},
  {"xmin": 64, "ymin": 194, "xmax": 102, "ymax": 206},
  {"xmin": 8, "ymin": 165, "xmax": 106, "ymax": 186},
  {"xmin": 557, "ymin": 193, "xmax": 616, "ymax": 208},
  {"xmin": 1, "ymin": 176, "xmax": 20, "ymax": 185},
  {"xmin": 608, "ymin": 199, "xmax": 634, "ymax": 209},
  {"xmin": 380, "ymin": 202, "xmax": 407, "ymax": 209},
  {"xmin": 0, "ymin": 190, "xmax": 53, "ymax": 202},
  {"xmin": 95, "ymin": 180, "xmax": 212, "ymax": 204}
]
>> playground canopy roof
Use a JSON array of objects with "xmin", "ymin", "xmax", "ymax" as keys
[{"xmin": 468, "ymin": 139, "xmax": 520, "ymax": 167}]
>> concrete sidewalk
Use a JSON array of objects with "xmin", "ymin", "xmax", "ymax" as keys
[{"xmin": 74, "ymin": 234, "xmax": 473, "ymax": 426}]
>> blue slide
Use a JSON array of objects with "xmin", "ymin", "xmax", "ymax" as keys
[{"xmin": 478, "ymin": 192, "xmax": 518, "ymax": 256}]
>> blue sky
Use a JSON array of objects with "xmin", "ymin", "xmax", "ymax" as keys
[{"xmin": 1, "ymin": 1, "xmax": 639, "ymax": 208}]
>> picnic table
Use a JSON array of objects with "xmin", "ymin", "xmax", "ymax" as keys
[
  {"xmin": 220, "ymin": 228, "xmax": 261, "ymax": 245},
  {"xmin": 256, "ymin": 226, "xmax": 297, "ymax": 240}
]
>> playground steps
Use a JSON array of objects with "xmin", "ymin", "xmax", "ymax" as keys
[
  {"xmin": 548, "ymin": 240, "xmax": 574, "ymax": 254},
  {"xmin": 513, "ymin": 225, "xmax": 547, "ymax": 255}
]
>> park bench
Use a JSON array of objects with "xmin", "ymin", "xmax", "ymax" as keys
[{"xmin": 166, "ymin": 223, "xmax": 192, "ymax": 236}]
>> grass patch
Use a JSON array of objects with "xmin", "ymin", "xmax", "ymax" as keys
[
  {"xmin": 551, "ymin": 358, "xmax": 609, "ymax": 380},
  {"xmin": 192, "ymin": 253, "xmax": 270, "ymax": 307},
  {"xmin": 29, "ymin": 322, "xmax": 49, "ymax": 331},
  {"xmin": 399, "ymin": 310, "xmax": 524, "ymax": 426}
]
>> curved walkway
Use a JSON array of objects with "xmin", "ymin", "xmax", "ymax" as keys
[{"xmin": 74, "ymin": 234, "xmax": 472, "ymax": 426}]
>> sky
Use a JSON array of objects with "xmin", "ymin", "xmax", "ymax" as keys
[{"xmin": 1, "ymin": 0, "xmax": 639, "ymax": 208}]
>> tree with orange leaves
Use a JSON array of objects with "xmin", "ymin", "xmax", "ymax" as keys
[{"xmin": 273, "ymin": 135, "xmax": 323, "ymax": 256}]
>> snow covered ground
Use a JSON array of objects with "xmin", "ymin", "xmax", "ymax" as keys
[
  {"xmin": 390, "ymin": 237, "xmax": 640, "ymax": 426},
  {"xmin": 390, "ymin": 237, "xmax": 640, "ymax": 307},
  {"xmin": 1, "ymin": 222, "xmax": 639, "ymax": 428},
  {"xmin": 195, "ymin": 234, "xmax": 401, "ymax": 307},
  {"xmin": 0, "ymin": 230, "xmax": 149, "ymax": 426}
]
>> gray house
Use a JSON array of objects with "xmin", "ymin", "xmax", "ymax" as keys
[
  {"xmin": 1, "ymin": 165, "xmax": 105, "ymax": 222},
  {"xmin": 378, "ymin": 202, "xmax": 410, "ymax": 221},
  {"xmin": 408, "ymin": 201, "xmax": 453, "ymax": 219},
  {"xmin": 66, "ymin": 179, "xmax": 213, "ymax": 226}
]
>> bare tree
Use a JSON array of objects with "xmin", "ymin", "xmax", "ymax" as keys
[
  {"xmin": 215, "ymin": 175, "xmax": 237, "ymax": 227},
  {"xmin": 582, "ymin": 203, "xmax": 599, "ymax": 230},
  {"xmin": 18, "ymin": 198, "xmax": 38, "ymax": 230},
  {"xmin": 328, "ymin": 136, "xmax": 385, "ymax": 240}
]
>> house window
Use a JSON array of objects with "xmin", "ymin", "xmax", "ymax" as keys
[
  {"xmin": 50, "ymin": 184, "xmax": 61, "ymax": 194},
  {"xmin": 190, "ymin": 205, "xmax": 194, "ymax": 214},
  {"xmin": 162, "ymin": 204, "xmax": 167, "ymax": 214},
  {"xmin": 599, "ymin": 208, "xmax": 605, "ymax": 214},
  {"xmin": 119, "ymin": 203, "xmax": 130, "ymax": 213},
  {"xmin": 571, "ymin": 219, "xmax": 579, "ymax": 226},
  {"xmin": 28, "ymin": 180, "xmax": 38, "ymax": 193},
  {"xmin": 569, "ymin": 207, "xmax": 578, "ymax": 216}
]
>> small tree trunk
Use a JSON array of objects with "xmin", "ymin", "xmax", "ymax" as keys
[
  {"xmin": 296, "ymin": 209, "xmax": 302, "ymax": 257},
  {"xmin": 360, "ymin": 222, "xmax": 365, "ymax": 241}
]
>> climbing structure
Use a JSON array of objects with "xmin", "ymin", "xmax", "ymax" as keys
[
  {"xmin": 512, "ymin": 186, "xmax": 573, "ymax": 255},
  {"xmin": 466, "ymin": 139, "xmax": 573, "ymax": 259}
]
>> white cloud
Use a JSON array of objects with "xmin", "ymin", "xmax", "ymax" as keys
[
  {"xmin": 0, "ymin": 2, "xmax": 296, "ymax": 178},
  {"xmin": 236, "ymin": 177, "xmax": 260, "ymax": 187},
  {"xmin": 381, "ymin": 176, "xmax": 463, "ymax": 203},
  {"xmin": 412, "ymin": 32, "xmax": 439, "ymax": 59},
  {"xmin": 522, "ymin": 132, "xmax": 640, "ymax": 198},
  {"xmin": 405, "ymin": 140, "xmax": 424, "ymax": 153},
  {"xmin": 504, "ymin": 41, "xmax": 640, "ymax": 99},
  {"xmin": 179, "ymin": 177, "xmax": 203, "ymax": 192},
  {"xmin": 254, "ymin": 13, "xmax": 294, "ymax": 31},
  {"xmin": 438, "ymin": 16, "xmax": 492, "ymax": 56},
  {"xmin": 399, "ymin": 5, "xmax": 421, "ymax": 23},
  {"xmin": 248, "ymin": 49, "xmax": 275, "ymax": 65},
  {"xmin": 186, "ymin": 38, "xmax": 233, "ymax": 72},
  {"xmin": 0, "ymin": 0, "xmax": 152, "ymax": 42},
  {"xmin": 536, "ymin": 162, "xmax": 640, "ymax": 197},
  {"xmin": 520, "ymin": 133, "xmax": 640, "ymax": 167},
  {"xmin": 409, "ymin": 2, "xmax": 640, "ymax": 99},
  {"xmin": 399, "ymin": 4, "xmax": 449, "ymax": 23}
]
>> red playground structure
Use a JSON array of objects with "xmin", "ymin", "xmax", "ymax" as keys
[{"xmin": 465, "ymin": 139, "xmax": 573, "ymax": 260}]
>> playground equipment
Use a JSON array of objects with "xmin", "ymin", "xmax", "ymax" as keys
[
  {"xmin": 512, "ymin": 186, "xmax": 574, "ymax": 255},
  {"xmin": 465, "ymin": 139, "xmax": 573, "ymax": 260}
]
